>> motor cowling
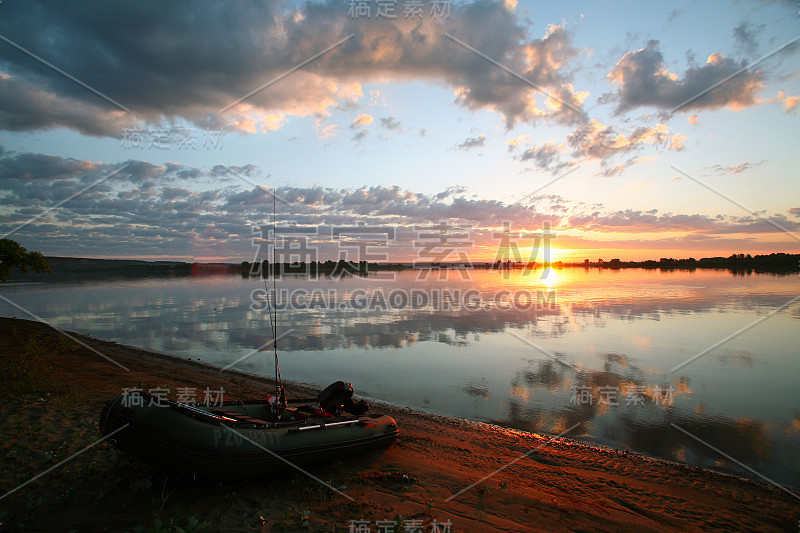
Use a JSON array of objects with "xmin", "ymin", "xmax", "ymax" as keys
[{"xmin": 318, "ymin": 381, "xmax": 369, "ymax": 415}]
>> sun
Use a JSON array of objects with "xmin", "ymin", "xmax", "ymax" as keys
[{"xmin": 519, "ymin": 246, "xmax": 561, "ymax": 264}]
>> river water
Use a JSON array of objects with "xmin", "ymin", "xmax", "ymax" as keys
[{"xmin": 2, "ymin": 267, "xmax": 798, "ymax": 488}]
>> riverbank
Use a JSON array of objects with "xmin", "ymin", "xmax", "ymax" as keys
[{"xmin": 0, "ymin": 317, "xmax": 796, "ymax": 532}]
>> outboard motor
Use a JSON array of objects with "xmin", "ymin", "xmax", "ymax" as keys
[{"xmin": 318, "ymin": 381, "xmax": 369, "ymax": 415}]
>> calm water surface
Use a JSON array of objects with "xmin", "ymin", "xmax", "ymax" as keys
[{"xmin": 2, "ymin": 268, "xmax": 798, "ymax": 488}]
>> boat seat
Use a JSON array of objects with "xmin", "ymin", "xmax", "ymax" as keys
[
  {"xmin": 211, "ymin": 408, "xmax": 271, "ymax": 426},
  {"xmin": 234, "ymin": 416, "xmax": 271, "ymax": 426},
  {"xmin": 211, "ymin": 408, "xmax": 241, "ymax": 417},
  {"xmin": 294, "ymin": 405, "xmax": 335, "ymax": 419}
]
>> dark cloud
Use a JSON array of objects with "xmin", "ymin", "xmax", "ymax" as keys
[
  {"xmin": 380, "ymin": 117, "xmax": 402, "ymax": 130},
  {"xmin": 732, "ymin": 21, "xmax": 766, "ymax": 57},
  {"xmin": 517, "ymin": 143, "xmax": 575, "ymax": 174},
  {"xmin": 0, "ymin": 74, "xmax": 138, "ymax": 136},
  {"xmin": 0, "ymin": 0, "xmax": 587, "ymax": 136},
  {"xmin": 607, "ymin": 40, "xmax": 764, "ymax": 114},
  {"xmin": 0, "ymin": 150, "xmax": 562, "ymax": 254},
  {"xmin": 434, "ymin": 185, "xmax": 468, "ymax": 200},
  {"xmin": 568, "ymin": 209, "xmax": 800, "ymax": 234},
  {"xmin": 3, "ymin": 150, "xmax": 796, "ymax": 257},
  {"xmin": 568, "ymin": 120, "xmax": 684, "ymax": 172},
  {"xmin": 514, "ymin": 120, "xmax": 685, "ymax": 176},
  {"xmin": 456, "ymin": 134, "xmax": 486, "ymax": 150},
  {"xmin": 0, "ymin": 152, "xmax": 105, "ymax": 180}
]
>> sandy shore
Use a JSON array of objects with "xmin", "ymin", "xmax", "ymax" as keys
[{"xmin": 0, "ymin": 316, "xmax": 797, "ymax": 532}]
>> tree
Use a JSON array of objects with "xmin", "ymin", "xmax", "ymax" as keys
[{"xmin": 0, "ymin": 239, "xmax": 51, "ymax": 282}]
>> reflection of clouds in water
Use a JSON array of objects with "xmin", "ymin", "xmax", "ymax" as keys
[
  {"xmin": 630, "ymin": 335, "xmax": 651, "ymax": 348},
  {"xmin": 601, "ymin": 352, "xmax": 629, "ymax": 368},
  {"xmin": 256, "ymin": 307, "xmax": 565, "ymax": 351},
  {"xmin": 462, "ymin": 380, "xmax": 490, "ymax": 399},
  {"xmin": 4, "ymin": 269, "xmax": 798, "ymax": 488},
  {"xmin": 17, "ymin": 270, "xmax": 797, "ymax": 356},
  {"xmin": 716, "ymin": 351, "xmax": 755, "ymax": 368},
  {"xmin": 494, "ymin": 349, "xmax": 800, "ymax": 487},
  {"xmin": 790, "ymin": 414, "xmax": 800, "ymax": 435},
  {"xmin": 491, "ymin": 395, "xmax": 792, "ymax": 486}
]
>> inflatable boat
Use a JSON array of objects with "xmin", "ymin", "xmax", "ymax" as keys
[{"xmin": 99, "ymin": 382, "xmax": 399, "ymax": 479}]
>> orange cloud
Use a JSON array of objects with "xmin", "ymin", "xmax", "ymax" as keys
[{"xmin": 351, "ymin": 114, "xmax": 374, "ymax": 127}]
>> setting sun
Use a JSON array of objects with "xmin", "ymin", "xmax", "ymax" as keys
[{"xmin": 1, "ymin": 1, "xmax": 798, "ymax": 530}]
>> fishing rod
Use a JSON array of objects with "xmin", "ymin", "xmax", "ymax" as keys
[{"xmin": 268, "ymin": 190, "xmax": 285, "ymax": 414}]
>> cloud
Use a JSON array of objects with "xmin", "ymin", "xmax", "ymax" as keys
[
  {"xmin": 456, "ymin": 134, "xmax": 486, "ymax": 150},
  {"xmin": 732, "ymin": 21, "xmax": 766, "ymax": 57},
  {"xmin": 607, "ymin": 40, "xmax": 764, "ymax": 114},
  {"xmin": 380, "ymin": 116, "xmax": 402, "ymax": 130},
  {"xmin": 707, "ymin": 160, "xmax": 766, "ymax": 174},
  {"xmin": 568, "ymin": 120, "xmax": 686, "ymax": 158},
  {"xmin": 517, "ymin": 142, "xmax": 575, "ymax": 173},
  {"xmin": 0, "ymin": 0, "xmax": 588, "ymax": 137},
  {"xmin": 351, "ymin": 114, "xmax": 374, "ymax": 128},
  {"xmin": 350, "ymin": 113, "xmax": 373, "ymax": 141},
  {"xmin": 0, "ymin": 151, "xmax": 559, "ymax": 242},
  {"xmin": 512, "ymin": 119, "xmax": 685, "ymax": 176},
  {"xmin": 765, "ymin": 91, "xmax": 800, "ymax": 113},
  {"xmin": 568, "ymin": 209, "xmax": 800, "ymax": 235},
  {"xmin": 317, "ymin": 123, "xmax": 338, "ymax": 139},
  {"xmin": 0, "ymin": 152, "xmax": 106, "ymax": 180},
  {"xmin": 3, "ymin": 150, "xmax": 797, "ymax": 259},
  {"xmin": 566, "ymin": 120, "xmax": 684, "ymax": 175},
  {"xmin": 434, "ymin": 185, "xmax": 469, "ymax": 200},
  {"xmin": 506, "ymin": 134, "xmax": 530, "ymax": 152},
  {"xmin": 0, "ymin": 73, "xmax": 138, "ymax": 137}
]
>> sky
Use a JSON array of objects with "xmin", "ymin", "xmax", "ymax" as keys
[{"xmin": 0, "ymin": 0, "xmax": 798, "ymax": 262}]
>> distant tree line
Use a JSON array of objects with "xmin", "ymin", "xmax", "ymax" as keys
[
  {"xmin": 575, "ymin": 253, "xmax": 799, "ymax": 273},
  {"xmin": 2, "ymin": 245, "xmax": 798, "ymax": 282}
]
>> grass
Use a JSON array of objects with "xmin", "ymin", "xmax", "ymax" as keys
[{"xmin": 0, "ymin": 328, "xmax": 77, "ymax": 396}]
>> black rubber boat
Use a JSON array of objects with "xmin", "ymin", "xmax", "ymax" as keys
[{"xmin": 99, "ymin": 382, "xmax": 399, "ymax": 479}]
